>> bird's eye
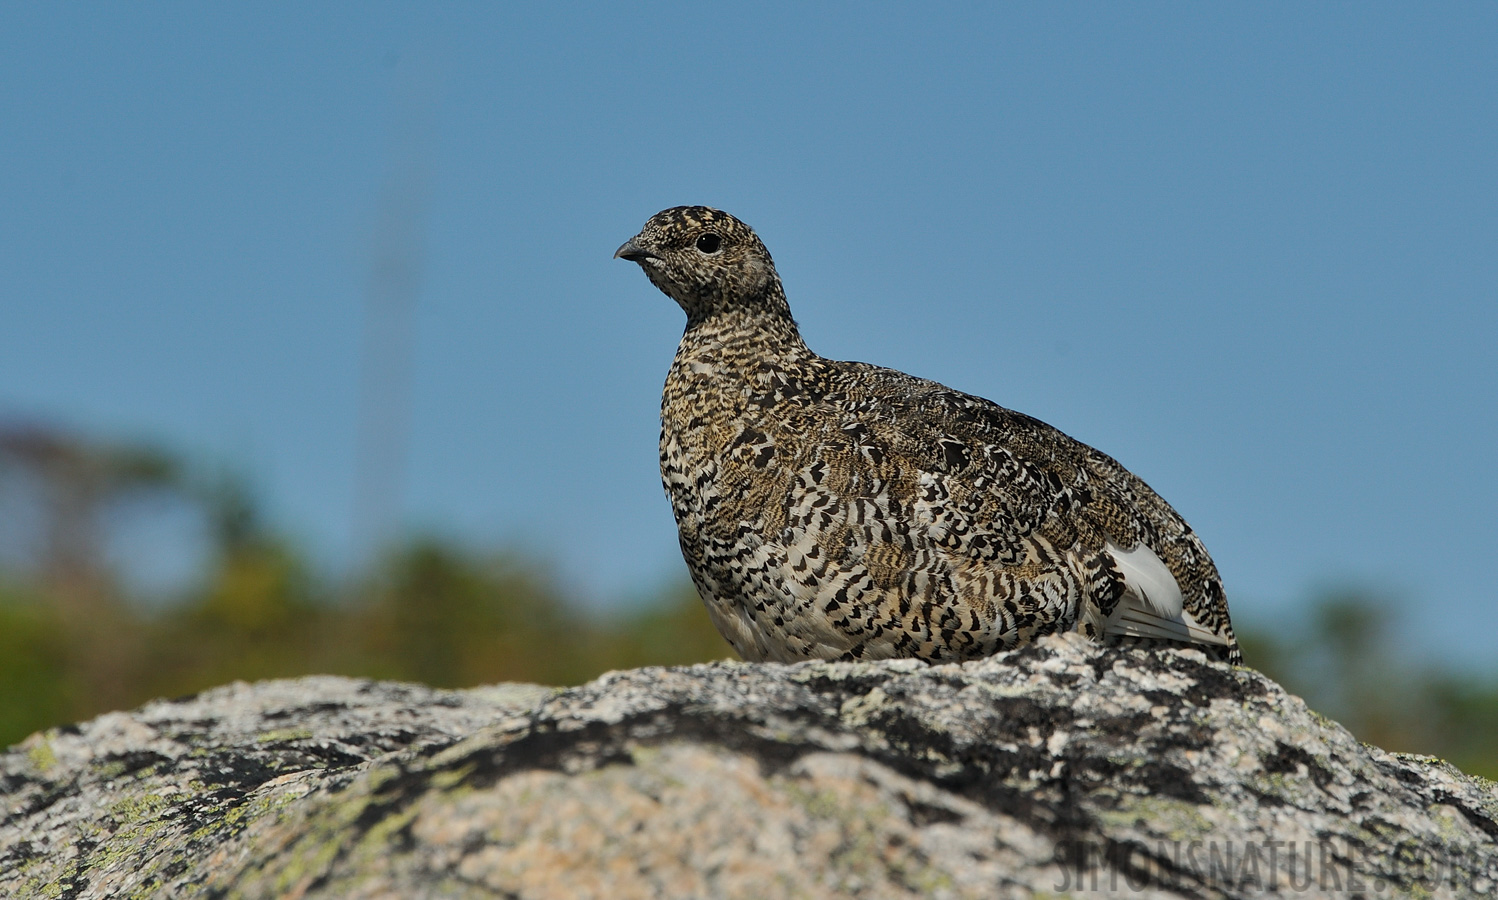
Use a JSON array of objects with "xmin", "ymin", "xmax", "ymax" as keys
[{"xmin": 695, "ymin": 233, "xmax": 722, "ymax": 254}]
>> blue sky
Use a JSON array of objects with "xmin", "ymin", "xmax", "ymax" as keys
[{"xmin": 2, "ymin": 4, "xmax": 1495, "ymax": 666}]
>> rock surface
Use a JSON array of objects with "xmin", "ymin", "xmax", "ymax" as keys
[{"xmin": 2, "ymin": 633, "xmax": 1495, "ymax": 898}]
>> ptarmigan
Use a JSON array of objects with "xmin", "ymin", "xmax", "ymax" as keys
[{"xmin": 617, "ymin": 206, "xmax": 1241, "ymax": 665}]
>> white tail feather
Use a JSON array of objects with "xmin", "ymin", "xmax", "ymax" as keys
[
  {"xmin": 1105, "ymin": 540, "xmax": 1182, "ymax": 618},
  {"xmin": 1103, "ymin": 539, "xmax": 1229, "ymax": 648}
]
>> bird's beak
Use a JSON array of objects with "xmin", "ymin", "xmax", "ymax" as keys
[{"xmin": 614, "ymin": 239, "xmax": 660, "ymax": 262}]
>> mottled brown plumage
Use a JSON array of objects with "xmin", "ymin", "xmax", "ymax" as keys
[{"xmin": 617, "ymin": 206, "xmax": 1240, "ymax": 664}]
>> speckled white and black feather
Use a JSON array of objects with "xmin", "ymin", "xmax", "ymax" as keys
[{"xmin": 617, "ymin": 206, "xmax": 1240, "ymax": 665}]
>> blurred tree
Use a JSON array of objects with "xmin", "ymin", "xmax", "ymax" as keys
[
  {"xmin": 1295, "ymin": 591, "xmax": 1407, "ymax": 750},
  {"xmin": 1419, "ymin": 677, "xmax": 1498, "ymax": 780},
  {"xmin": 144, "ymin": 535, "xmax": 322, "ymax": 698},
  {"xmin": 0, "ymin": 580, "xmax": 78, "ymax": 742},
  {"xmin": 0, "ymin": 424, "xmax": 177, "ymax": 712},
  {"xmin": 0, "ymin": 424, "xmax": 179, "ymax": 597},
  {"xmin": 349, "ymin": 540, "xmax": 577, "ymax": 687},
  {"xmin": 580, "ymin": 580, "xmax": 735, "ymax": 675},
  {"xmin": 1237, "ymin": 590, "xmax": 1498, "ymax": 779}
]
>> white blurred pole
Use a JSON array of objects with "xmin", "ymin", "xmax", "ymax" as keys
[{"xmin": 352, "ymin": 60, "xmax": 433, "ymax": 571}]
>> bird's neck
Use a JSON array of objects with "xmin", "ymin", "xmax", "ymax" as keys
[{"xmin": 677, "ymin": 285, "xmax": 812, "ymax": 369}]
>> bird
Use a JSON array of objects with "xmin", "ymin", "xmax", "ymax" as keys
[{"xmin": 616, "ymin": 206, "xmax": 1240, "ymax": 665}]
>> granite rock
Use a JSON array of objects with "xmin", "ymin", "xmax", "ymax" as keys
[{"xmin": 2, "ymin": 633, "xmax": 1495, "ymax": 898}]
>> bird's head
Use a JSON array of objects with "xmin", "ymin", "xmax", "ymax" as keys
[{"xmin": 615, "ymin": 206, "xmax": 788, "ymax": 323}]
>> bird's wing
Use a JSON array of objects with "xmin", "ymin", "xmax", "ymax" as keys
[
  {"xmin": 761, "ymin": 359, "xmax": 1238, "ymax": 657},
  {"xmin": 890, "ymin": 386, "xmax": 1236, "ymax": 653}
]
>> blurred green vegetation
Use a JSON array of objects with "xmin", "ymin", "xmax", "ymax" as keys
[
  {"xmin": 1237, "ymin": 593, "xmax": 1498, "ymax": 779},
  {"xmin": 0, "ymin": 427, "xmax": 1495, "ymax": 781},
  {"xmin": 0, "ymin": 527, "xmax": 734, "ymax": 749}
]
